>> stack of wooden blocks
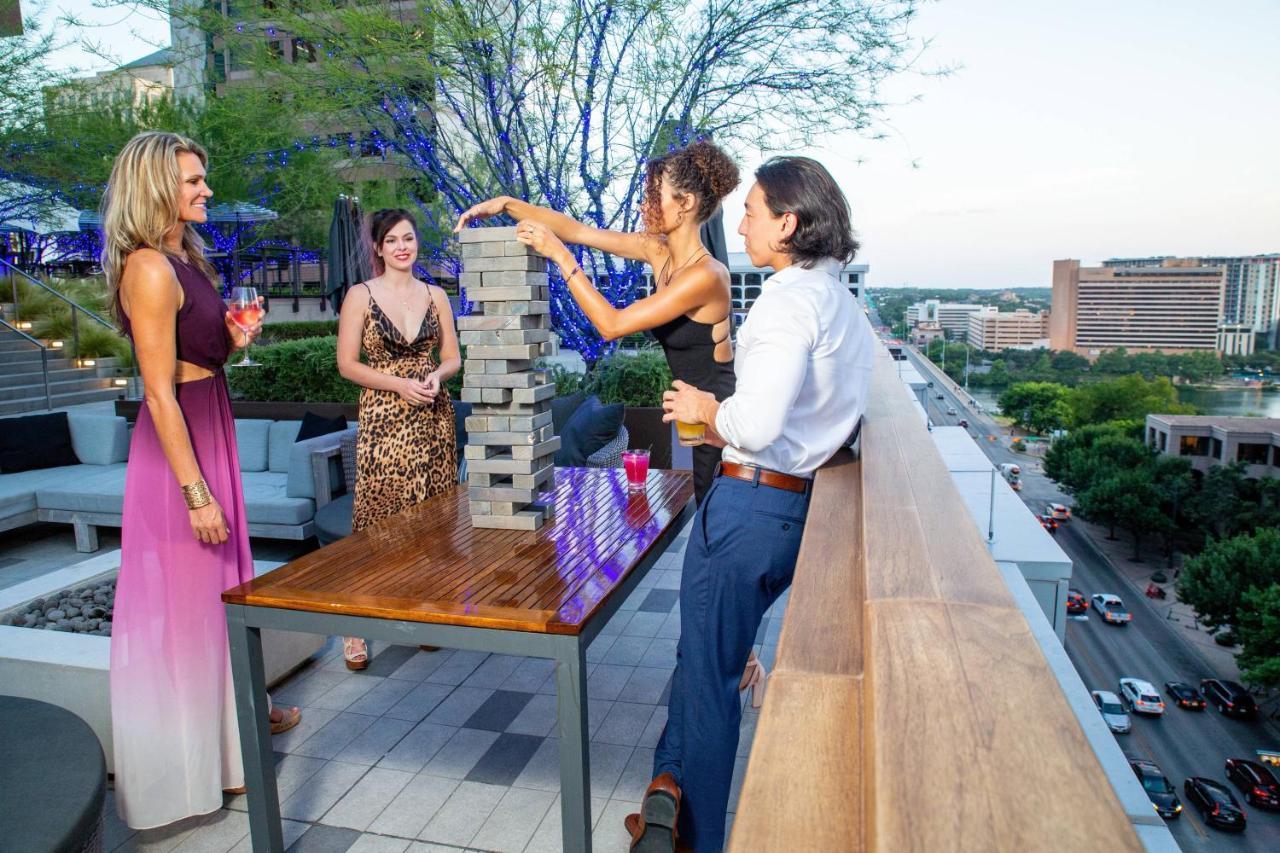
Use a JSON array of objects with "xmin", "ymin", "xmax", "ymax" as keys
[{"xmin": 457, "ymin": 226, "xmax": 559, "ymax": 530}]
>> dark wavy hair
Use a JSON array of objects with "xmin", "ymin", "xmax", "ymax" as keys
[
  {"xmin": 642, "ymin": 139, "xmax": 740, "ymax": 233},
  {"xmin": 754, "ymin": 157, "xmax": 859, "ymax": 268},
  {"xmin": 368, "ymin": 208, "xmax": 418, "ymax": 274}
]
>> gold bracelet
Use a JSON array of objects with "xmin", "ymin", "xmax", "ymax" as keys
[{"xmin": 181, "ymin": 479, "xmax": 212, "ymax": 510}]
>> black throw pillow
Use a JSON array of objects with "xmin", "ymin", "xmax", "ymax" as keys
[
  {"xmin": 295, "ymin": 412, "xmax": 348, "ymax": 442},
  {"xmin": 0, "ymin": 412, "xmax": 80, "ymax": 473},
  {"xmin": 555, "ymin": 395, "xmax": 624, "ymax": 466},
  {"xmin": 550, "ymin": 391, "xmax": 585, "ymax": 434}
]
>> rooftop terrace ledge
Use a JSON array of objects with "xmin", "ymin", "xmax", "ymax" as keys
[{"xmin": 729, "ymin": 347, "xmax": 1168, "ymax": 852}]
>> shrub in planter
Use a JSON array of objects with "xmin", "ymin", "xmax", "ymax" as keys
[
  {"xmin": 257, "ymin": 320, "xmax": 338, "ymax": 344},
  {"xmin": 226, "ymin": 336, "xmax": 359, "ymax": 403},
  {"xmin": 583, "ymin": 347, "xmax": 673, "ymax": 408}
]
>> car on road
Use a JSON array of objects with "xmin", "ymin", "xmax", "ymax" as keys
[
  {"xmin": 1092, "ymin": 690, "xmax": 1131, "ymax": 734},
  {"xmin": 1183, "ymin": 776, "xmax": 1247, "ymax": 832},
  {"xmin": 1164, "ymin": 681, "xmax": 1206, "ymax": 711},
  {"xmin": 1201, "ymin": 678, "xmax": 1258, "ymax": 719},
  {"xmin": 946, "ymin": 406, "xmax": 957, "ymax": 415},
  {"xmin": 1038, "ymin": 514, "xmax": 1059, "ymax": 534},
  {"xmin": 1118, "ymin": 678, "xmax": 1165, "ymax": 715},
  {"xmin": 1045, "ymin": 502, "xmax": 1071, "ymax": 521},
  {"xmin": 1091, "ymin": 593, "xmax": 1132, "ymax": 626},
  {"xmin": 935, "ymin": 393, "xmax": 944, "ymax": 400},
  {"xmin": 1225, "ymin": 758, "xmax": 1280, "ymax": 810},
  {"xmin": 957, "ymin": 418, "xmax": 969, "ymax": 428},
  {"xmin": 1066, "ymin": 589, "xmax": 1087, "ymax": 614},
  {"xmin": 1128, "ymin": 758, "xmax": 1181, "ymax": 818}
]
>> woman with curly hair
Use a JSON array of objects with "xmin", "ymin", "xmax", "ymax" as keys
[{"xmin": 454, "ymin": 139, "xmax": 740, "ymax": 507}]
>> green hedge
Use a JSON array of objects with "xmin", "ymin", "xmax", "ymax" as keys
[
  {"xmin": 226, "ymin": 336, "xmax": 359, "ymax": 403},
  {"xmin": 257, "ymin": 320, "xmax": 338, "ymax": 344}
]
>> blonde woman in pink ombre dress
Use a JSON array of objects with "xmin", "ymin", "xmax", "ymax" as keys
[{"xmin": 104, "ymin": 132, "xmax": 301, "ymax": 830}]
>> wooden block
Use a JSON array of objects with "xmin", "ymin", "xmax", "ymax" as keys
[
  {"xmin": 470, "ymin": 431, "xmax": 540, "ymax": 447},
  {"xmin": 461, "ymin": 241, "xmax": 504, "ymax": 258},
  {"xmin": 468, "ymin": 455, "xmax": 542, "ymax": 475},
  {"xmin": 469, "ymin": 500, "xmax": 492, "ymax": 514},
  {"xmin": 457, "ymin": 226, "xmax": 518, "ymax": 243},
  {"xmin": 466, "ymin": 343, "xmax": 541, "ymax": 360},
  {"xmin": 464, "ymin": 444, "xmax": 500, "ymax": 460},
  {"xmin": 460, "ymin": 329, "xmax": 552, "ymax": 346},
  {"xmin": 490, "ymin": 360, "xmax": 535, "ymax": 374},
  {"xmin": 467, "ymin": 472, "xmax": 495, "ymax": 487},
  {"xmin": 481, "ymin": 270, "xmax": 549, "ymax": 287},
  {"xmin": 466, "ymin": 415, "xmax": 511, "ymax": 432},
  {"xmin": 467, "ymin": 286, "xmax": 550, "ymax": 302},
  {"xmin": 489, "ymin": 501, "xmax": 517, "ymax": 516},
  {"xmin": 469, "ymin": 485, "xmax": 541, "ymax": 503},
  {"xmin": 481, "ymin": 387, "xmax": 513, "ymax": 404},
  {"xmin": 457, "ymin": 314, "xmax": 548, "ymax": 332},
  {"xmin": 485, "ymin": 301, "xmax": 550, "ymax": 316},
  {"xmin": 512, "ymin": 383, "xmax": 556, "ymax": 404},
  {"xmin": 464, "ymin": 372, "xmax": 543, "ymax": 389},
  {"xmin": 509, "ymin": 411, "xmax": 553, "ymax": 432},
  {"xmin": 512, "ymin": 437, "xmax": 560, "ymax": 460},
  {"xmin": 460, "ymin": 387, "xmax": 483, "ymax": 403},
  {"xmin": 511, "ymin": 463, "xmax": 555, "ymax": 489},
  {"xmin": 505, "ymin": 241, "xmax": 537, "ymax": 256},
  {"xmin": 471, "ymin": 399, "xmax": 551, "ymax": 416},
  {"xmin": 465, "ymin": 254, "xmax": 546, "ymax": 272},
  {"xmin": 471, "ymin": 511, "xmax": 545, "ymax": 530}
]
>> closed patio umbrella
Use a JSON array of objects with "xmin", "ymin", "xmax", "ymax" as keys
[{"xmin": 325, "ymin": 195, "xmax": 371, "ymax": 312}]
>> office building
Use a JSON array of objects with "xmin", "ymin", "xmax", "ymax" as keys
[
  {"xmin": 966, "ymin": 307, "xmax": 1049, "ymax": 352},
  {"xmin": 45, "ymin": 49, "xmax": 174, "ymax": 109},
  {"xmin": 905, "ymin": 300, "xmax": 985, "ymax": 341},
  {"xmin": 1146, "ymin": 415, "xmax": 1280, "ymax": 478},
  {"xmin": 1050, "ymin": 259, "xmax": 1224, "ymax": 357}
]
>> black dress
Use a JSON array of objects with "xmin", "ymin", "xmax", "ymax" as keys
[{"xmin": 653, "ymin": 313, "xmax": 736, "ymax": 505}]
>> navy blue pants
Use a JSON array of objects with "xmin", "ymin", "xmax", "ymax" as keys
[{"xmin": 652, "ymin": 473, "xmax": 811, "ymax": 851}]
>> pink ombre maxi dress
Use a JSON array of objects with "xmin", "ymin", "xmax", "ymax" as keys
[{"xmin": 110, "ymin": 256, "xmax": 253, "ymax": 829}]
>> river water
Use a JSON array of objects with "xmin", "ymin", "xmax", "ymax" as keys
[{"xmin": 968, "ymin": 386, "xmax": 1280, "ymax": 418}]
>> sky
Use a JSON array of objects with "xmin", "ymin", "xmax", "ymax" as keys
[{"xmin": 32, "ymin": 0, "xmax": 1280, "ymax": 290}]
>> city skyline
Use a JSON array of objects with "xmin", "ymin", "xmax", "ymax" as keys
[{"xmin": 38, "ymin": 1, "xmax": 1280, "ymax": 290}]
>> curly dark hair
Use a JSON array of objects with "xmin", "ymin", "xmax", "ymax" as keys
[
  {"xmin": 641, "ymin": 139, "xmax": 740, "ymax": 233},
  {"xmin": 754, "ymin": 157, "xmax": 859, "ymax": 267},
  {"xmin": 368, "ymin": 208, "xmax": 418, "ymax": 274}
]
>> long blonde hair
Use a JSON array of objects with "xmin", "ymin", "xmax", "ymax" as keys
[{"xmin": 101, "ymin": 131, "xmax": 219, "ymax": 327}]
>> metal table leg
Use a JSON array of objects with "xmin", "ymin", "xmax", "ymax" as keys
[
  {"xmin": 226, "ymin": 604, "xmax": 284, "ymax": 852},
  {"xmin": 556, "ymin": 637, "xmax": 592, "ymax": 852}
]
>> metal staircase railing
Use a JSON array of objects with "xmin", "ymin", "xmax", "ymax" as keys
[{"xmin": 0, "ymin": 316, "xmax": 52, "ymax": 410}]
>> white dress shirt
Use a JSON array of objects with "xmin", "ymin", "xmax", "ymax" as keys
[{"xmin": 715, "ymin": 259, "xmax": 875, "ymax": 478}]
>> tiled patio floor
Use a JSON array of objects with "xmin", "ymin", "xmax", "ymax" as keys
[{"xmin": 93, "ymin": 519, "xmax": 785, "ymax": 852}]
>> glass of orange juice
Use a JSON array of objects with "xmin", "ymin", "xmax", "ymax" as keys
[{"xmin": 676, "ymin": 420, "xmax": 705, "ymax": 447}]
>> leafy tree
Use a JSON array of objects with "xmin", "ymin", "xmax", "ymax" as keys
[
  {"xmin": 998, "ymin": 381, "xmax": 1071, "ymax": 434},
  {"xmin": 1179, "ymin": 528, "xmax": 1280, "ymax": 631},
  {"xmin": 1067, "ymin": 374, "xmax": 1194, "ymax": 426},
  {"xmin": 1185, "ymin": 462, "xmax": 1248, "ymax": 541},
  {"xmin": 1236, "ymin": 584, "xmax": 1280, "ymax": 688},
  {"xmin": 1076, "ymin": 473, "xmax": 1133, "ymax": 540},
  {"xmin": 1152, "ymin": 455, "xmax": 1194, "ymax": 562},
  {"xmin": 1043, "ymin": 420, "xmax": 1142, "ymax": 493},
  {"xmin": 1092, "ymin": 348, "xmax": 1131, "ymax": 374},
  {"xmin": 1051, "ymin": 350, "xmax": 1091, "ymax": 373}
]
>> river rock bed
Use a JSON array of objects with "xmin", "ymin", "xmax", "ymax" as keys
[{"xmin": 1, "ymin": 578, "xmax": 114, "ymax": 635}]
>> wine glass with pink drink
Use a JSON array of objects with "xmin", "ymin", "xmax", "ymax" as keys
[{"xmin": 228, "ymin": 286, "xmax": 264, "ymax": 367}]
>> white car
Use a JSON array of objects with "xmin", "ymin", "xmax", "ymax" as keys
[
  {"xmin": 1092, "ymin": 690, "xmax": 1131, "ymax": 734},
  {"xmin": 1091, "ymin": 593, "xmax": 1132, "ymax": 625},
  {"xmin": 1045, "ymin": 503, "xmax": 1071, "ymax": 521},
  {"xmin": 1119, "ymin": 678, "xmax": 1165, "ymax": 715}
]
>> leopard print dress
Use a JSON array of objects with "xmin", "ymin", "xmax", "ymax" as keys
[{"xmin": 352, "ymin": 284, "xmax": 457, "ymax": 531}]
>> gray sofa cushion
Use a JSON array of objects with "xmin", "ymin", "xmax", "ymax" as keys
[
  {"xmin": 267, "ymin": 421, "xmax": 302, "ymax": 474},
  {"xmin": 34, "ymin": 465, "xmax": 128, "ymax": 515},
  {"xmin": 241, "ymin": 472, "xmax": 315, "ymax": 525},
  {"xmin": 0, "ymin": 467, "xmax": 66, "ymax": 518},
  {"xmin": 235, "ymin": 419, "xmax": 272, "ymax": 472},
  {"xmin": 67, "ymin": 416, "xmax": 130, "ymax": 466}
]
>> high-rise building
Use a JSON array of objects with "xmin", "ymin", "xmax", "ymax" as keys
[
  {"xmin": 1104, "ymin": 254, "xmax": 1280, "ymax": 349},
  {"xmin": 967, "ymin": 307, "xmax": 1049, "ymax": 352},
  {"xmin": 1050, "ymin": 259, "xmax": 1225, "ymax": 357},
  {"xmin": 905, "ymin": 300, "xmax": 985, "ymax": 341}
]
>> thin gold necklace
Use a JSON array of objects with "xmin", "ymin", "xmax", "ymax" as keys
[{"xmin": 663, "ymin": 247, "xmax": 707, "ymax": 288}]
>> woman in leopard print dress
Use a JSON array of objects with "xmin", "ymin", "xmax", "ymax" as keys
[{"xmin": 336, "ymin": 208, "xmax": 460, "ymax": 669}]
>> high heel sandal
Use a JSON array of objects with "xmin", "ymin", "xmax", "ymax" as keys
[
  {"xmin": 343, "ymin": 637, "xmax": 369, "ymax": 671},
  {"xmin": 739, "ymin": 655, "xmax": 767, "ymax": 709}
]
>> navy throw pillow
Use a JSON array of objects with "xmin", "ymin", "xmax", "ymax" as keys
[
  {"xmin": 555, "ymin": 395, "xmax": 624, "ymax": 466},
  {"xmin": 296, "ymin": 412, "xmax": 347, "ymax": 442},
  {"xmin": 550, "ymin": 391, "xmax": 585, "ymax": 434},
  {"xmin": 0, "ymin": 412, "xmax": 79, "ymax": 472}
]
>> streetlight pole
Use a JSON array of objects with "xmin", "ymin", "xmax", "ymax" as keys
[{"xmin": 964, "ymin": 345, "xmax": 971, "ymax": 393}]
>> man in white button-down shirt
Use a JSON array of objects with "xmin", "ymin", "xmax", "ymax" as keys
[{"xmin": 628, "ymin": 157, "xmax": 874, "ymax": 852}]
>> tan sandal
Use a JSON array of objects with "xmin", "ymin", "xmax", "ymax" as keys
[
  {"xmin": 223, "ymin": 785, "xmax": 246, "ymax": 795},
  {"xmin": 269, "ymin": 705, "xmax": 301, "ymax": 735},
  {"xmin": 343, "ymin": 637, "xmax": 369, "ymax": 671}
]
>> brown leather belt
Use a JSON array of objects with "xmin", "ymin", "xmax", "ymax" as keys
[{"xmin": 718, "ymin": 461, "xmax": 811, "ymax": 494}]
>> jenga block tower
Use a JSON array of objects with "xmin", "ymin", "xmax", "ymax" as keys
[{"xmin": 458, "ymin": 226, "xmax": 559, "ymax": 530}]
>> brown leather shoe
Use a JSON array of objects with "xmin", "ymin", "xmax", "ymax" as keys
[{"xmin": 626, "ymin": 772, "xmax": 682, "ymax": 852}]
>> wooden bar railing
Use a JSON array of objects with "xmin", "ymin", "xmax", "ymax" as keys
[{"xmin": 729, "ymin": 348, "xmax": 1141, "ymax": 852}]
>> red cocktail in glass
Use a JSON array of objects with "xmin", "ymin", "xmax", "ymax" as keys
[{"xmin": 621, "ymin": 449, "xmax": 650, "ymax": 491}]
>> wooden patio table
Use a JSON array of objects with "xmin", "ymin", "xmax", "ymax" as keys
[{"xmin": 223, "ymin": 466, "xmax": 694, "ymax": 852}]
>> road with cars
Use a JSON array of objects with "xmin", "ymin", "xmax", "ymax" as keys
[{"xmin": 888, "ymin": 334, "xmax": 1280, "ymax": 851}]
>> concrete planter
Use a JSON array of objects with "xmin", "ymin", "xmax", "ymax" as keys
[{"xmin": 0, "ymin": 552, "xmax": 326, "ymax": 772}]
